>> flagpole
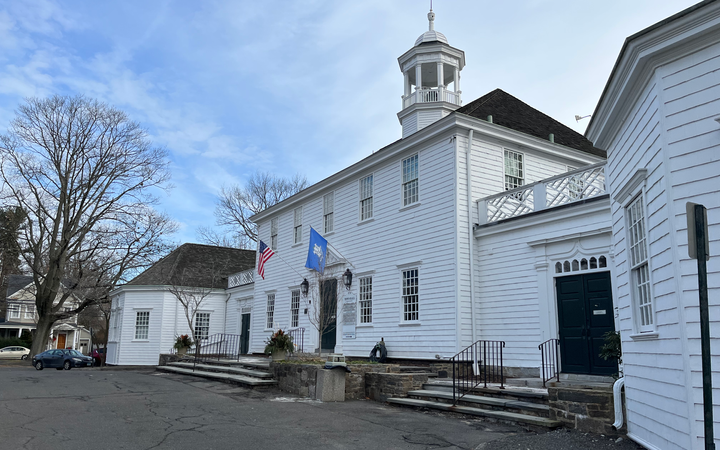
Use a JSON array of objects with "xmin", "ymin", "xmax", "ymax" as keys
[{"xmin": 269, "ymin": 250, "xmax": 306, "ymax": 280}]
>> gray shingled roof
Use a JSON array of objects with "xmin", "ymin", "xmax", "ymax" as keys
[
  {"xmin": 6, "ymin": 275, "xmax": 34, "ymax": 298},
  {"xmin": 126, "ymin": 243, "xmax": 256, "ymax": 289},
  {"xmin": 457, "ymin": 89, "xmax": 606, "ymax": 158}
]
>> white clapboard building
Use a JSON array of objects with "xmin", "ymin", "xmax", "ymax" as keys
[{"xmin": 108, "ymin": 3, "xmax": 720, "ymax": 448}]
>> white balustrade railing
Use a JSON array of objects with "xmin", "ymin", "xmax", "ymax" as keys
[
  {"xmin": 228, "ymin": 270, "xmax": 254, "ymax": 288},
  {"xmin": 477, "ymin": 163, "xmax": 606, "ymax": 224},
  {"xmin": 402, "ymin": 87, "xmax": 461, "ymax": 108}
]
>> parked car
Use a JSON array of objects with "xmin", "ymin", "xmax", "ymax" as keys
[
  {"xmin": 0, "ymin": 346, "xmax": 30, "ymax": 360},
  {"xmin": 92, "ymin": 347, "xmax": 106, "ymax": 366},
  {"xmin": 32, "ymin": 349, "xmax": 93, "ymax": 370}
]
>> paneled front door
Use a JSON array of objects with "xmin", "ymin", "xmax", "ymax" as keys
[
  {"xmin": 240, "ymin": 313, "xmax": 250, "ymax": 355},
  {"xmin": 320, "ymin": 279, "xmax": 337, "ymax": 351},
  {"xmin": 556, "ymin": 272, "xmax": 616, "ymax": 376},
  {"xmin": 57, "ymin": 333, "xmax": 66, "ymax": 350}
]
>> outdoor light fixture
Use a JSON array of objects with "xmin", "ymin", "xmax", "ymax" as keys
[
  {"xmin": 300, "ymin": 278, "xmax": 309, "ymax": 297},
  {"xmin": 342, "ymin": 269, "xmax": 353, "ymax": 290}
]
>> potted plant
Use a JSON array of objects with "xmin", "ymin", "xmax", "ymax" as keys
[
  {"xmin": 264, "ymin": 329, "xmax": 294, "ymax": 361},
  {"xmin": 174, "ymin": 334, "xmax": 194, "ymax": 356}
]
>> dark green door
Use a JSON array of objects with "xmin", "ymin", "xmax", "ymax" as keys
[
  {"xmin": 556, "ymin": 272, "xmax": 616, "ymax": 376},
  {"xmin": 240, "ymin": 313, "xmax": 250, "ymax": 355},
  {"xmin": 320, "ymin": 279, "xmax": 337, "ymax": 351}
]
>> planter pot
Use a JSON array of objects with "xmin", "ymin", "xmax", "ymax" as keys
[
  {"xmin": 177, "ymin": 347, "xmax": 188, "ymax": 356},
  {"xmin": 271, "ymin": 349, "xmax": 286, "ymax": 361}
]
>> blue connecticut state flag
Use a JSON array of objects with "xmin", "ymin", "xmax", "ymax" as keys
[{"xmin": 305, "ymin": 227, "xmax": 327, "ymax": 274}]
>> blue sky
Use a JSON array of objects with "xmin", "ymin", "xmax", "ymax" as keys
[{"xmin": 0, "ymin": 0, "xmax": 699, "ymax": 244}]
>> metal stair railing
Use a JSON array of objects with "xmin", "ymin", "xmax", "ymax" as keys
[
  {"xmin": 539, "ymin": 338, "xmax": 560, "ymax": 388},
  {"xmin": 451, "ymin": 340, "xmax": 505, "ymax": 405},
  {"xmin": 192, "ymin": 333, "xmax": 241, "ymax": 371}
]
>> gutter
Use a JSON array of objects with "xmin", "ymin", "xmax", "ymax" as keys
[{"xmin": 465, "ymin": 129, "xmax": 478, "ymax": 365}]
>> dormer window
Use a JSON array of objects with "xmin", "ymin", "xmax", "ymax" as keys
[{"xmin": 504, "ymin": 150, "xmax": 524, "ymax": 190}]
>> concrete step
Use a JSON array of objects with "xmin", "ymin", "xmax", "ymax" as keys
[
  {"xmin": 408, "ymin": 389, "xmax": 550, "ymax": 418},
  {"xmin": 422, "ymin": 382, "xmax": 549, "ymax": 404},
  {"xmin": 196, "ymin": 359, "xmax": 270, "ymax": 371},
  {"xmin": 386, "ymin": 397, "xmax": 562, "ymax": 429},
  {"xmin": 168, "ymin": 362, "xmax": 273, "ymax": 379},
  {"xmin": 157, "ymin": 365, "xmax": 277, "ymax": 388}
]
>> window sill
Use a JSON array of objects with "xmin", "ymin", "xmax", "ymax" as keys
[
  {"xmin": 132, "ymin": 339, "xmax": 150, "ymax": 343},
  {"xmin": 399, "ymin": 202, "xmax": 421, "ymax": 212},
  {"xmin": 398, "ymin": 321, "xmax": 422, "ymax": 326},
  {"xmin": 629, "ymin": 332, "xmax": 659, "ymax": 341},
  {"xmin": 292, "ymin": 242, "xmax": 303, "ymax": 248},
  {"xmin": 323, "ymin": 231, "xmax": 335, "ymax": 238},
  {"xmin": 357, "ymin": 218, "xmax": 375, "ymax": 226},
  {"xmin": 356, "ymin": 323, "xmax": 373, "ymax": 328}
]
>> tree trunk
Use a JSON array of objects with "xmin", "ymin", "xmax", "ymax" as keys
[{"xmin": 31, "ymin": 315, "xmax": 55, "ymax": 357}]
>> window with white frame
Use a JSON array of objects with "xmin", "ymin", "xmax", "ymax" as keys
[
  {"xmin": 293, "ymin": 207, "xmax": 303, "ymax": 244},
  {"xmin": 323, "ymin": 192, "xmax": 334, "ymax": 233},
  {"xmin": 134, "ymin": 311, "xmax": 150, "ymax": 340},
  {"xmin": 23, "ymin": 305, "xmax": 35, "ymax": 319},
  {"xmin": 627, "ymin": 194, "xmax": 653, "ymax": 331},
  {"xmin": 504, "ymin": 150, "xmax": 524, "ymax": 190},
  {"xmin": 266, "ymin": 293, "xmax": 275, "ymax": 329},
  {"xmin": 291, "ymin": 290, "xmax": 300, "ymax": 328},
  {"xmin": 402, "ymin": 154, "xmax": 419, "ymax": 206},
  {"xmin": 8, "ymin": 304, "xmax": 20, "ymax": 320},
  {"xmin": 360, "ymin": 175, "xmax": 373, "ymax": 221},
  {"xmin": 359, "ymin": 277, "xmax": 372, "ymax": 324},
  {"xmin": 195, "ymin": 312, "xmax": 210, "ymax": 340},
  {"xmin": 402, "ymin": 269, "xmax": 419, "ymax": 321},
  {"xmin": 271, "ymin": 217, "xmax": 278, "ymax": 250}
]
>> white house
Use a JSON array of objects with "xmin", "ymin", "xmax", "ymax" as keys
[{"xmin": 585, "ymin": 1, "xmax": 720, "ymax": 448}]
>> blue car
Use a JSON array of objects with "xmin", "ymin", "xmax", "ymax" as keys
[{"xmin": 32, "ymin": 349, "xmax": 93, "ymax": 370}]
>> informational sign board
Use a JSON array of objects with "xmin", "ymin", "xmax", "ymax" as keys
[{"xmin": 342, "ymin": 294, "xmax": 357, "ymax": 339}]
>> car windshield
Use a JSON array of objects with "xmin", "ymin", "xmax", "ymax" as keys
[{"xmin": 67, "ymin": 350, "xmax": 83, "ymax": 357}]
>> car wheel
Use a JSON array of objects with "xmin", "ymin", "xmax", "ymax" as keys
[
  {"xmin": 34, "ymin": 361, "xmax": 43, "ymax": 370},
  {"xmin": 63, "ymin": 360, "xmax": 71, "ymax": 370},
  {"xmin": 21, "ymin": 354, "xmax": 27, "ymax": 360}
]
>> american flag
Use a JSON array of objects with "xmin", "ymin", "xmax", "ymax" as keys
[{"xmin": 258, "ymin": 240, "xmax": 275, "ymax": 280}]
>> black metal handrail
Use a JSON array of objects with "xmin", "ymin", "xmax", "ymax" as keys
[
  {"xmin": 288, "ymin": 328, "xmax": 305, "ymax": 353},
  {"xmin": 451, "ymin": 340, "xmax": 505, "ymax": 405},
  {"xmin": 192, "ymin": 333, "xmax": 242, "ymax": 370},
  {"xmin": 539, "ymin": 338, "xmax": 560, "ymax": 388}
]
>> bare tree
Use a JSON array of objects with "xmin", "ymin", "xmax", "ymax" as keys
[
  {"xmin": 204, "ymin": 172, "xmax": 307, "ymax": 248},
  {"xmin": 0, "ymin": 95, "xmax": 176, "ymax": 357},
  {"xmin": 167, "ymin": 267, "xmax": 224, "ymax": 344},
  {"xmin": 304, "ymin": 271, "xmax": 344, "ymax": 355}
]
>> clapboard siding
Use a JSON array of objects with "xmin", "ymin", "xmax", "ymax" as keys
[
  {"xmin": 661, "ymin": 40, "xmax": 720, "ymax": 449},
  {"xmin": 475, "ymin": 203, "xmax": 611, "ymax": 371},
  {"xmin": 252, "ymin": 135, "xmax": 460, "ymax": 358}
]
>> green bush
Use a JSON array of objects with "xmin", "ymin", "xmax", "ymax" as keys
[{"xmin": 0, "ymin": 337, "xmax": 32, "ymax": 349}]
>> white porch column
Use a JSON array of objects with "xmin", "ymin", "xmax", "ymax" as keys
[
  {"xmin": 404, "ymin": 70, "xmax": 410, "ymax": 97},
  {"xmin": 437, "ymin": 62, "xmax": 444, "ymax": 88},
  {"xmin": 454, "ymin": 67, "xmax": 460, "ymax": 92},
  {"xmin": 18, "ymin": 328, "xmax": 22, "ymax": 338},
  {"xmin": 415, "ymin": 64, "xmax": 422, "ymax": 90}
]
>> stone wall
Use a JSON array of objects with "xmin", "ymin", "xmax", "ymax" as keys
[
  {"xmin": 270, "ymin": 362, "xmax": 321, "ymax": 399},
  {"xmin": 345, "ymin": 364, "xmax": 397, "ymax": 400},
  {"xmin": 548, "ymin": 385, "xmax": 626, "ymax": 435},
  {"xmin": 365, "ymin": 373, "xmax": 429, "ymax": 402},
  {"xmin": 158, "ymin": 354, "xmax": 183, "ymax": 366}
]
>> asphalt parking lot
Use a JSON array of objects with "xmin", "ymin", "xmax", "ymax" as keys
[{"xmin": 0, "ymin": 362, "xmax": 644, "ymax": 450}]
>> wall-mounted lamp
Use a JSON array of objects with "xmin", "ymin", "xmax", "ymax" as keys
[
  {"xmin": 342, "ymin": 269, "xmax": 353, "ymax": 290},
  {"xmin": 300, "ymin": 278, "xmax": 309, "ymax": 297}
]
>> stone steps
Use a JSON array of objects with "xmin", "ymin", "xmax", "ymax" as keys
[
  {"xmin": 407, "ymin": 389, "xmax": 550, "ymax": 418},
  {"xmin": 422, "ymin": 382, "xmax": 549, "ymax": 405},
  {"xmin": 157, "ymin": 365, "xmax": 277, "ymax": 388},
  {"xmin": 168, "ymin": 362, "xmax": 274, "ymax": 379},
  {"xmin": 156, "ymin": 357, "xmax": 276, "ymax": 389},
  {"xmin": 386, "ymin": 397, "xmax": 562, "ymax": 429}
]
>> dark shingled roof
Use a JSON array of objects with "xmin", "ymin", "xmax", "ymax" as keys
[
  {"xmin": 127, "ymin": 243, "xmax": 256, "ymax": 289},
  {"xmin": 6, "ymin": 275, "xmax": 34, "ymax": 298},
  {"xmin": 456, "ymin": 89, "xmax": 606, "ymax": 158}
]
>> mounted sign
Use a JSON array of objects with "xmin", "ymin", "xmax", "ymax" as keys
[
  {"xmin": 687, "ymin": 202, "xmax": 710, "ymax": 261},
  {"xmin": 342, "ymin": 294, "xmax": 357, "ymax": 339}
]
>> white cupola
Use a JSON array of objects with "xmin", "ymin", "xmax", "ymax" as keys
[{"xmin": 397, "ymin": 9, "xmax": 466, "ymax": 138}]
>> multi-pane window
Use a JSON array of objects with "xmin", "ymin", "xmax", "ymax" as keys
[
  {"xmin": 266, "ymin": 293, "xmax": 275, "ymax": 329},
  {"xmin": 360, "ymin": 175, "xmax": 373, "ymax": 221},
  {"xmin": 291, "ymin": 290, "xmax": 300, "ymax": 328},
  {"xmin": 504, "ymin": 150, "xmax": 524, "ymax": 190},
  {"xmin": 135, "ymin": 311, "xmax": 149, "ymax": 340},
  {"xmin": 195, "ymin": 312, "xmax": 210, "ymax": 341},
  {"xmin": 402, "ymin": 269, "xmax": 419, "ymax": 321},
  {"xmin": 293, "ymin": 207, "xmax": 303, "ymax": 244},
  {"xmin": 627, "ymin": 195, "xmax": 653, "ymax": 331},
  {"xmin": 323, "ymin": 192, "xmax": 334, "ymax": 233},
  {"xmin": 23, "ymin": 305, "xmax": 35, "ymax": 319},
  {"xmin": 8, "ymin": 304, "xmax": 20, "ymax": 319},
  {"xmin": 359, "ymin": 277, "xmax": 372, "ymax": 324},
  {"xmin": 270, "ymin": 217, "xmax": 278, "ymax": 250},
  {"xmin": 402, "ymin": 154, "xmax": 419, "ymax": 206}
]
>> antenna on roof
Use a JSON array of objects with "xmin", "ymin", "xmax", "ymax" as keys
[{"xmin": 575, "ymin": 114, "xmax": 591, "ymax": 122}]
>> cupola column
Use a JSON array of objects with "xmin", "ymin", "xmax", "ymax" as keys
[
  {"xmin": 437, "ymin": 61, "xmax": 444, "ymax": 89},
  {"xmin": 404, "ymin": 70, "xmax": 411, "ymax": 97},
  {"xmin": 415, "ymin": 64, "xmax": 422, "ymax": 90},
  {"xmin": 454, "ymin": 67, "xmax": 460, "ymax": 93}
]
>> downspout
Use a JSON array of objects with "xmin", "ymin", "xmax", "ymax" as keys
[
  {"xmin": 613, "ymin": 377, "xmax": 625, "ymax": 429},
  {"xmin": 465, "ymin": 129, "xmax": 478, "ymax": 368},
  {"xmin": 223, "ymin": 292, "xmax": 231, "ymax": 335}
]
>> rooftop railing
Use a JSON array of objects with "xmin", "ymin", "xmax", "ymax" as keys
[
  {"xmin": 477, "ymin": 162, "xmax": 606, "ymax": 225},
  {"xmin": 228, "ymin": 270, "xmax": 254, "ymax": 289},
  {"xmin": 402, "ymin": 87, "xmax": 461, "ymax": 109}
]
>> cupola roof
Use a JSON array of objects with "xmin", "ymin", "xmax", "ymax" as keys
[{"xmin": 414, "ymin": 9, "xmax": 448, "ymax": 46}]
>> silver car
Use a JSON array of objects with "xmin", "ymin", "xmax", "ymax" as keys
[{"xmin": 0, "ymin": 346, "xmax": 30, "ymax": 360}]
